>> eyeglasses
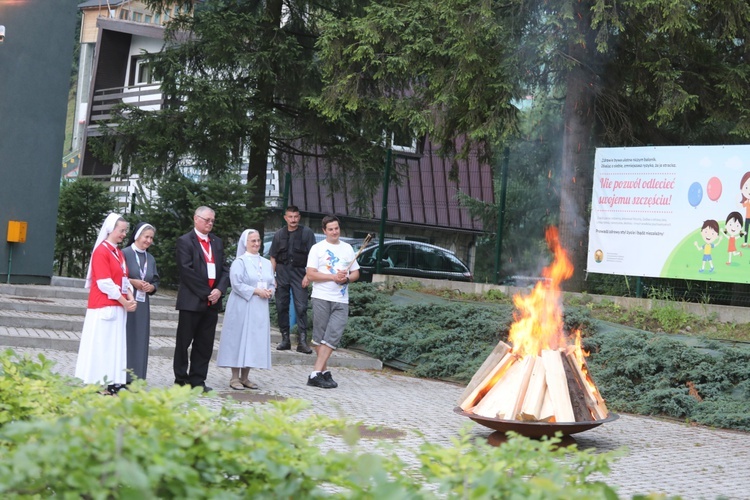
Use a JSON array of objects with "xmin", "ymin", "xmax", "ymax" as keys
[{"xmin": 196, "ymin": 215, "xmax": 215, "ymax": 224}]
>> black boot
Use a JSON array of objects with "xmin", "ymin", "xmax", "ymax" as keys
[
  {"xmin": 296, "ymin": 334, "xmax": 312, "ymax": 354},
  {"xmin": 276, "ymin": 331, "xmax": 291, "ymax": 350}
]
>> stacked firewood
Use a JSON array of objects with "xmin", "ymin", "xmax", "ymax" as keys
[{"xmin": 458, "ymin": 341, "xmax": 608, "ymax": 423}]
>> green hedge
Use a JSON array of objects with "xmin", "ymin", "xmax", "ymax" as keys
[
  {"xmin": 342, "ymin": 284, "xmax": 750, "ymax": 431},
  {"xmin": 0, "ymin": 349, "xmax": 634, "ymax": 498}
]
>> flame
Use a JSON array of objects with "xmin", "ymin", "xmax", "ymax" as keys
[
  {"xmin": 508, "ymin": 227, "xmax": 573, "ymax": 358},
  {"xmin": 463, "ymin": 228, "xmax": 608, "ymax": 421}
]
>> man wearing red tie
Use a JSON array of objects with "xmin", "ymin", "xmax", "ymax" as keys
[{"xmin": 173, "ymin": 206, "xmax": 230, "ymax": 392}]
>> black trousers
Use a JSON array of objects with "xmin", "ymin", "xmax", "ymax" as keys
[
  {"xmin": 275, "ymin": 264, "xmax": 309, "ymax": 336},
  {"xmin": 173, "ymin": 309, "xmax": 219, "ymax": 387}
]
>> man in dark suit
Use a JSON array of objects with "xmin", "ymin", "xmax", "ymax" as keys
[{"xmin": 173, "ymin": 206, "xmax": 230, "ymax": 392}]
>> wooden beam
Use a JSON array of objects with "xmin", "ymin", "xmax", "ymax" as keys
[
  {"xmin": 541, "ymin": 349, "xmax": 575, "ymax": 423},
  {"xmin": 459, "ymin": 350, "xmax": 515, "ymax": 411},
  {"xmin": 562, "ymin": 353, "xmax": 594, "ymax": 422},
  {"xmin": 457, "ymin": 341, "xmax": 511, "ymax": 406},
  {"xmin": 472, "ymin": 359, "xmax": 522, "ymax": 419},
  {"xmin": 564, "ymin": 349, "xmax": 609, "ymax": 419},
  {"xmin": 518, "ymin": 356, "xmax": 546, "ymax": 421},
  {"xmin": 506, "ymin": 356, "xmax": 537, "ymax": 421}
]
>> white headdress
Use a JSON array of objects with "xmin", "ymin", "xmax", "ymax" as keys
[
  {"xmin": 236, "ymin": 229, "xmax": 258, "ymax": 259},
  {"xmin": 84, "ymin": 213, "xmax": 123, "ymax": 289}
]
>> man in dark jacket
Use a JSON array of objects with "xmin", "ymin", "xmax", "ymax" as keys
[
  {"xmin": 269, "ymin": 205, "xmax": 316, "ymax": 353},
  {"xmin": 173, "ymin": 206, "xmax": 230, "ymax": 392}
]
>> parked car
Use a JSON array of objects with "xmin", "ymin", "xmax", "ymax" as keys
[{"xmin": 356, "ymin": 240, "xmax": 473, "ymax": 282}]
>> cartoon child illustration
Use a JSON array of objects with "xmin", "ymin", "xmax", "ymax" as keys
[
  {"xmin": 739, "ymin": 172, "xmax": 750, "ymax": 247},
  {"xmin": 723, "ymin": 211, "xmax": 745, "ymax": 264},
  {"xmin": 694, "ymin": 219, "xmax": 723, "ymax": 273}
]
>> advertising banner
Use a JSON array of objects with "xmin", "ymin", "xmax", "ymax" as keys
[{"xmin": 587, "ymin": 145, "xmax": 750, "ymax": 283}]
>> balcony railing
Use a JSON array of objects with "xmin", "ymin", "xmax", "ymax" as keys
[{"xmin": 87, "ymin": 84, "xmax": 163, "ymax": 135}]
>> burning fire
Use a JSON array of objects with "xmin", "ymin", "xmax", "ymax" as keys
[
  {"xmin": 508, "ymin": 227, "xmax": 573, "ymax": 358},
  {"xmin": 458, "ymin": 227, "xmax": 608, "ymax": 423}
]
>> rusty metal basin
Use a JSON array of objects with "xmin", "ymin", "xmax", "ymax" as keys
[{"xmin": 454, "ymin": 406, "xmax": 619, "ymax": 438}]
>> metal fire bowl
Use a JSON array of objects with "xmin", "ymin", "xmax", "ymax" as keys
[{"xmin": 454, "ymin": 407, "xmax": 619, "ymax": 438}]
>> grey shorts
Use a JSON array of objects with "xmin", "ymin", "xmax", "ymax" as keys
[{"xmin": 311, "ymin": 298, "xmax": 349, "ymax": 349}]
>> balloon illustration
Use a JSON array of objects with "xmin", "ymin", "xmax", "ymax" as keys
[
  {"xmin": 707, "ymin": 176, "xmax": 722, "ymax": 201},
  {"xmin": 688, "ymin": 182, "xmax": 703, "ymax": 208}
]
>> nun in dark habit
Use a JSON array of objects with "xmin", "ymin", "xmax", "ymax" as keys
[{"xmin": 121, "ymin": 222, "xmax": 160, "ymax": 382}]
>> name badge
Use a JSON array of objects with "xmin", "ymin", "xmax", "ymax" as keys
[
  {"xmin": 135, "ymin": 289, "xmax": 147, "ymax": 302},
  {"xmin": 121, "ymin": 277, "xmax": 130, "ymax": 295},
  {"xmin": 257, "ymin": 281, "xmax": 267, "ymax": 290},
  {"xmin": 207, "ymin": 262, "xmax": 216, "ymax": 279}
]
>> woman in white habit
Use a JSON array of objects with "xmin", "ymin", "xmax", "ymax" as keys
[{"xmin": 217, "ymin": 229, "xmax": 275, "ymax": 390}]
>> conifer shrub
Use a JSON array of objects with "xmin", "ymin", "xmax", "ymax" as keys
[
  {"xmin": 343, "ymin": 285, "xmax": 750, "ymax": 431},
  {"xmin": 584, "ymin": 330, "xmax": 750, "ymax": 430}
]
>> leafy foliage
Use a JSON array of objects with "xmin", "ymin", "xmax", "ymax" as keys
[
  {"xmin": 0, "ymin": 348, "xmax": 627, "ymax": 498},
  {"xmin": 316, "ymin": 0, "xmax": 524, "ymax": 157},
  {"xmin": 419, "ymin": 429, "xmax": 623, "ymax": 499},
  {"xmin": 0, "ymin": 350, "xmax": 93, "ymax": 427},
  {"xmin": 54, "ymin": 178, "xmax": 117, "ymax": 278}
]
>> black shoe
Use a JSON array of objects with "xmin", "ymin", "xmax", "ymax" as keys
[
  {"xmin": 322, "ymin": 371, "xmax": 338, "ymax": 388},
  {"xmin": 307, "ymin": 373, "xmax": 335, "ymax": 389},
  {"xmin": 202, "ymin": 385, "xmax": 213, "ymax": 393},
  {"xmin": 296, "ymin": 343, "xmax": 312, "ymax": 354},
  {"xmin": 277, "ymin": 332, "xmax": 292, "ymax": 350},
  {"xmin": 106, "ymin": 384, "xmax": 125, "ymax": 395}
]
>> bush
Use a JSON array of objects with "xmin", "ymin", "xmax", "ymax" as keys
[
  {"xmin": 584, "ymin": 330, "xmax": 750, "ymax": 430},
  {"xmin": 0, "ymin": 349, "xmax": 628, "ymax": 498},
  {"xmin": 0, "ymin": 350, "xmax": 94, "ymax": 427},
  {"xmin": 343, "ymin": 284, "xmax": 596, "ymax": 381},
  {"xmin": 342, "ymin": 286, "xmax": 750, "ymax": 431},
  {"xmin": 55, "ymin": 178, "xmax": 117, "ymax": 278}
]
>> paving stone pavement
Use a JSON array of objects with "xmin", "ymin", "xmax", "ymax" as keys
[{"xmin": 7, "ymin": 345, "xmax": 749, "ymax": 500}]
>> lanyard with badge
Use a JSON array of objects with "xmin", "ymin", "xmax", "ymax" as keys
[
  {"xmin": 254, "ymin": 255, "xmax": 267, "ymax": 291},
  {"xmin": 104, "ymin": 241, "xmax": 130, "ymax": 294},
  {"xmin": 200, "ymin": 238, "xmax": 216, "ymax": 280},
  {"xmin": 132, "ymin": 247, "xmax": 149, "ymax": 303}
]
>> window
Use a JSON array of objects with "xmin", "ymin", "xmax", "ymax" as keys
[
  {"xmin": 413, "ymin": 245, "xmax": 439, "ymax": 271},
  {"xmin": 391, "ymin": 129, "xmax": 417, "ymax": 154},
  {"xmin": 133, "ymin": 12, "xmax": 143, "ymax": 22},
  {"xmin": 145, "ymin": 15, "xmax": 152, "ymax": 23},
  {"xmin": 383, "ymin": 244, "xmax": 410, "ymax": 268},
  {"xmin": 445, "ymin": 253, "xmax": 467, "ymax": 273},
  {"xmin": 119, "ymin": 9, "xmax": 130, "ymax": 20},
  {"xmin": 129, "ymin": 56, "xmax": 155, "ymax": 86},
  {"xmin": 153, "ymin": 14, "xmax": 161, "ymax": 24},
  {"xmin": 360, "ymin": 248, "xmax": 378, "ymax": 267}
]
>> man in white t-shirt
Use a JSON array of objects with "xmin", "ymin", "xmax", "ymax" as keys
[{"xmin": 305, "ymin": 215, "xmax": 360, "ymax": 389}]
